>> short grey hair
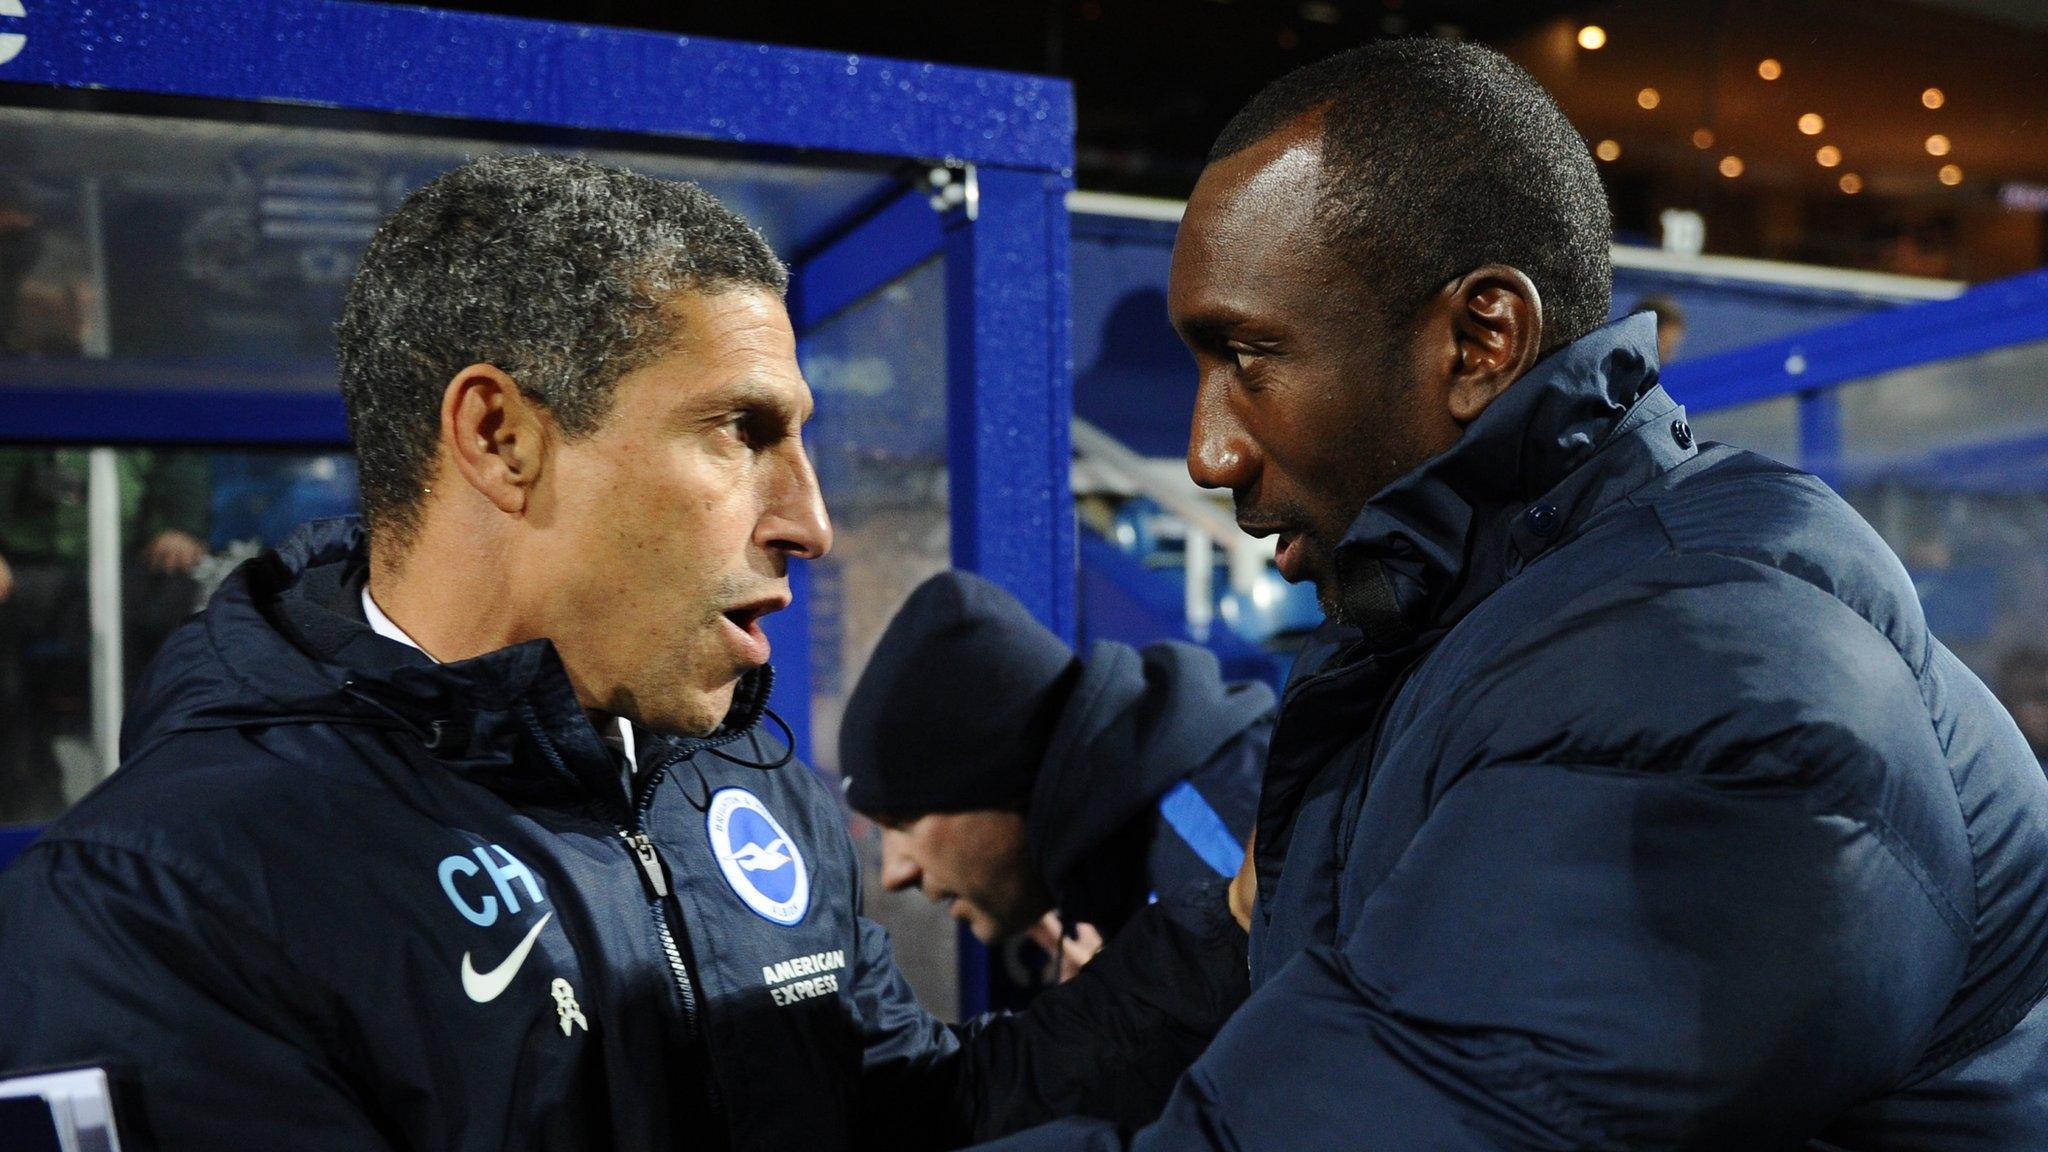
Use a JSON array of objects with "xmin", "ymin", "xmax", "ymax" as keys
[{"xmin": 335, "ymin": 153, "xmax": 788, "ymax": 543}]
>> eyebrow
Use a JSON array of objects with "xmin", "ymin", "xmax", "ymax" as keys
[
  {"xmin": 1175, "ymin": 311, "xmax": 1259, "ymax": 348},
  {"xmin": 696, "ymin": 376, "xmax": 812, "ymax": 424}
]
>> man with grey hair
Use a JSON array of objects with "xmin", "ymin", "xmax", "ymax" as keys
[{"xmin": 0, "ymin": 155, "xmax": 1251, "ymax": 1151}]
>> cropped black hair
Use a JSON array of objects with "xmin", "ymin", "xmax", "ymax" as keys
[{"xmin": 1211, "ymin": 39, "xmax": 1612, "ymax": 351}]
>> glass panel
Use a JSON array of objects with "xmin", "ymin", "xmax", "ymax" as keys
[
  {"xmin": 798, "ymin": 256, "xmax": 955, "ymax": 1015},
  {"xmin": 1837, "ymin": 483, "xmax": 2048, "ymax": 707},
  {"xmin": 1837, "ymin": 338, "xmax": 2048, "ymax": 474},
  {"xmin": 1690, "ymin": 394, "xmax": 1800, "ymax": 467},
  {"xmin": 0, "ymin": 173, "xmax": 93, "ymax": 358},
  {"xmin": 1825, "ymin": 340, "xmax": 2048, "ymax": 757},
  {"xmin": 0, "ymin": 446, "xmax": 358, "ymax": 823},
  {"xmin": 0, "ymin": 446, "xmax": 92, "ymax": 823},
  {"xmin": 0, "ymin": 102, "xmax": 895, "ymax": 378}
]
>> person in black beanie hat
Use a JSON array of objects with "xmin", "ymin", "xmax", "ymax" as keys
[{"xmin": 842, "ymin": 570, "xmax": 1273, "ymax": 958}]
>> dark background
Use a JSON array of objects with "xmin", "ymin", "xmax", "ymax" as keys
[{"xmin": 390, "ymin": 1, "xmax": 2046, "ymax": 280}]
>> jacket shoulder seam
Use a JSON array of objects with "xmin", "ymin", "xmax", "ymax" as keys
[{"xmin": 18, "ymin": 829, "xmax": 291, "ymax": 949}]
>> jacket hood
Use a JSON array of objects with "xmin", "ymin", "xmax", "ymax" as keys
[
  {"xmin": 121, "ymin": 517, "xmax": 773, "ymax": 801},
  {"xmin": 1328, "ymin": 312, "xmax": 1691, "ymax": 655},
  {"xmin": 1027, "ymin": 639, "xmax": 1274, "ymax": 895}
]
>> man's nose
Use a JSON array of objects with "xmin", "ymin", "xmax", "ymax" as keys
[
  {"xmin": 1187, "ymin": 381, "xmax": 1256, "ymax": 493},
  {"xmin": 760, "ymin": 440, "xmax": 834, "ymax": 559},
  {"xmin": 878, "ymin": 830, "xmax": 920, "ymax": 892}
]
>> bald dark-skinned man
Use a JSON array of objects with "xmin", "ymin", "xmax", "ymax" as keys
[{"xmin": 975, "ymin": 39, "xmax": 2048, "ymax": 1152}]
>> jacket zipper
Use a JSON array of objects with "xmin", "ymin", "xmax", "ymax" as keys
[
  {"xmin": 624, "ymin": 737, "xmax": 744, "ymax": 1121},
  {"xmin": 620, "ymin": 819, "xmax": 729, "ymax": 1122},
  {"xmin": 520, "ymin": 704, "xmax": 753, "ymax": 1126}
]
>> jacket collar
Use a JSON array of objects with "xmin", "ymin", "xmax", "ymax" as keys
[
  {"xmin": 138, "ymin": 517, "xmax": 771, "ymax": 805},
  {"xmin": 1326, "ymin": 312, "xmax": 1693, "ymax": 656},
  {"xmin": 1250, "ymin": 315, "xmax": 1696, "ymax": 906}
]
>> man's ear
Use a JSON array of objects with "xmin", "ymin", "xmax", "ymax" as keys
[
  {"xmin": 1443, "ymin": 264, "xmax": 1544, "ymax": 426},
  {"xmin": 440, "ymin": 363, "xmax": 549, "ymax": 515}
]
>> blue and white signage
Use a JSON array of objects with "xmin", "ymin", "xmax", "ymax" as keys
[
  {"xmin": 707, "ymin": 788, "xmax": 809, "ymax": 926},
  {"xmin": 0, "ymin": 1, "xmax": 26, "ymax": 69}
]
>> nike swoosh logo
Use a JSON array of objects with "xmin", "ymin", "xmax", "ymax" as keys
[{"xmin": 461, "ymin": 912, "xmax": 552, "ymax": 1003}]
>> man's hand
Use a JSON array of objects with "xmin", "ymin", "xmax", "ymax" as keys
[
  {"xmin": 1228, "ymin": 829, "xmax": 1257, "ymax": 932},
  {"xmin": 1054, "ymin": 922, "xmax": 1103, "ymax": 982},
  {"xmin": 1026, "ymin": 912, "xmax": 1106, "ymax": 983},
  {"xmin": 0, "ymin": 551, "xmax": 12, "ymax": 604},
  {"xmin": 141, "ymin": 530, "xmax": 206, "ymax": 576}
]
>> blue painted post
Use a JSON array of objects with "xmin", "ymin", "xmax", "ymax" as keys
[
  {"xmin": 943, "ymin": 164, "xmax": 1075, "ymax": 1017},
  {"xmin": 1799, "ymin": 389, "xmax": 1843, "ymax": 490},
  {"xmin": 756, "ymin": 558, "xmax": 811, "ymax": 765},
  {"xmin": 943, "ymin": 166, "xmax": 1077, "ymax": 640}
]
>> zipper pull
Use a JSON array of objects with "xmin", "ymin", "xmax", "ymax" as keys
[{"xmin": 622, "ymin": 831, "xmax": 670, "ymax": 898}]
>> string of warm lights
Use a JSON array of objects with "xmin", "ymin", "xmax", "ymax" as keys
[{"xmin": 1575, "ymin": 25, "xmax": 1962, "ymax": 197}]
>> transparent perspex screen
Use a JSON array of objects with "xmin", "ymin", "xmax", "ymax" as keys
[
  {"xmin": 797, "ymin": 255, "xmax": 959, "ymax": 1016},
  {"xmin": 0, "ymin": 446, "xmax": 360, "ymax": 824},
  {"xmin": 1828, "ymin": 338, "xmax": 2048, "ymax": 759},
  {"xmin": 0, "ymin": 103, "xmax": 894, "ymax": 369}
]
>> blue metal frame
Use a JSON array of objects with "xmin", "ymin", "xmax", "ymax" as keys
[
  {"xmin": 0, "ymin": 825, "xmax": 38, "ymax": 871},
  {"xmin": 1797, "ymin": 391, "xmax": 1843, "ymax": 489},
  {"xmin": 1662, "ymin": 268, "xmax": 2048, "ymax": 415},
  {"xmin": 1, "ymin": 0, "xmax": 1079, "ymax": 1021},
  {"xmin": 0, "ymin": 0, "xmax": 1073, "ymax": 170},
  {"xmin": 0, "ymin": 389, "xmax": 349, "ymax": 446},
  {"xmin": 944, "ymin": 168, "xmax": 1074, "ymax": 1017},
  {"xmin": 792, "ymin": 166, "xmax": 1079, "ymax": 646},
  {"xmin": 790, "ymin": 166, "xmax": 1077, "ymax": 1018},
  {"xmin": 943, "ymin": 167, "xmax": 1077, "ymax": 646},
  {"xmin": 1662, "ymin": 267, "xmax": 2048, "ymax": 485},
  {"xmin": 1833, "ymin": 429, "xmax": 2048, "ymax": 494},
  {"xmin": 790, "ymin": 185, "xmax": 946, "ymax": 334},
  {"xmin": 0, "ymin": 359, "xmax": 351, "ymax": 446}
]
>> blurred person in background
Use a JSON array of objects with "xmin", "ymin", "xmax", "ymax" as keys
[
  {"xmin": 0, "ymin": 198, "xmax": 87, "ymax": 358},
  {"xmin": 842, "ymin": 569, "xmax": 1271, "ymax": 979},
  {"xmin": 1628, "ymin": 291, "xmax": 1687, "ymax": 364},
  {"xmin": 1996, "ymin": 645, "xmax": 2048, "ymax": 769}
]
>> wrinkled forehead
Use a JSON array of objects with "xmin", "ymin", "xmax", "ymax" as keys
[{"xmin": 605, "ymin": 286, "xmax": 813, "ymax": 419}]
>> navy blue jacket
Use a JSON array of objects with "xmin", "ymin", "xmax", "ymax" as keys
[
  {"xmin": 0, "ymin": 523, "xmax": 1249, "ymax": 1151},
  {"xmin": 979, "ymin": 315, "xmax": 2048, "ymax": 1151},
  {"xmin": 1028, "ymin": 640, "xmax": 1269, "ymax": 939}
]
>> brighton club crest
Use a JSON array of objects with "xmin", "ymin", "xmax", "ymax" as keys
[{"xmin": 707, "ymin": 788, "xmax": 810, "ymax": 925}]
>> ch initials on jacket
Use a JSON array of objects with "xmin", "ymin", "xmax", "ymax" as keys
[{"xmin": 439, "ymin": 844, "xmax": 546, "ymax": 926}]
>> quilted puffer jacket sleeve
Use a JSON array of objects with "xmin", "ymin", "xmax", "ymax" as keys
[{"xmin": 0, "ymin": 838, "xmax": 399, "ymax": 1151}]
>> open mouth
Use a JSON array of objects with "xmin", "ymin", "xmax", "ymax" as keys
[
  {"xmin": 1273, "ymin": 531, "xmax": 1306, "ymax": 581},
  {"xmin": 720, "ymin": 595, "xmax": 789, "ymax": 667},
  {"xmin": 1239, "ymin": 518, "xmax": 1307, "ymax": 582}
]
